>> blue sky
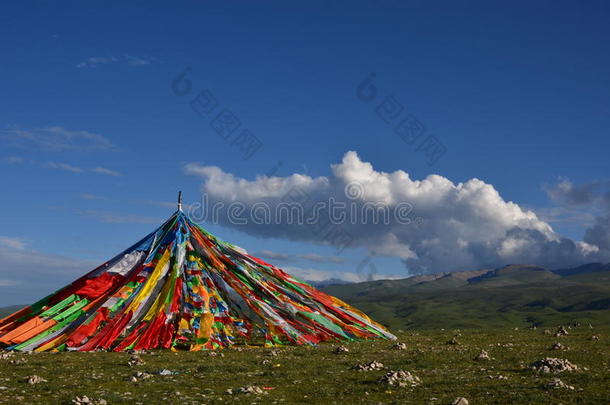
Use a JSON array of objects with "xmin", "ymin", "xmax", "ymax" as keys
[{"xmin": 1, "ymin": 1, "xmax": 610, "ymax": 305}]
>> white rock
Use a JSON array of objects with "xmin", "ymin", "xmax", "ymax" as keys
[
  {"xmin": 379, "ymin": 370, "xmax": 421, "ymax": 387},
  {"xmin": 531, "ymin": 358, "xmax": 579, "ymax": 373},
  {"xmin": 352, "ymin": 361, "xmax": 384, "ymax": 371},
  {"xmin": 26, "ymin": 375, "xmax": 47, "ymax": 384}
]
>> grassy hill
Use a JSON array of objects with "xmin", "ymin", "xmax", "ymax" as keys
[{"xmin": 322, "ymin": 264, "xmax": 610, "ymax": 330}]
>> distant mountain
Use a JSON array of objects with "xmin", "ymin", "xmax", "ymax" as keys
[
  {"xmin": 0, "ymin": 305, "xmax": 23, "ymax": 319},
  {"xmin": 322, "ymin": 263, "xmax": 610, "ymax": 330},
  {"xmin": 553, "ymin": 262, "xmax": 610, "ymax": 277},
  {"xmin": 307, "ymin": 278, "xmax": 355, "ymax": 288}
]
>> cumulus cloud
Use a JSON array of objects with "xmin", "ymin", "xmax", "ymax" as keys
[
  {"xmin": 546, "ymin": 178, "xmax": 610, "ymax": 253},
  {"xmin": 185, "ymin": 151, "xmax": 604, "ymax": 274},
  {"xmin": 534, "ymin": 206, "xmax": 597, "ymax": 227},
  {"xmin": 546, "ymin": 178, "xmax": 610, "ymax": 208},
  {"xmin": 584, "ymin": 215, "xmax": 610, "ymax": 252}
]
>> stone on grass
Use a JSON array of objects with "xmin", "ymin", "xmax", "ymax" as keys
[
  {"xmin": 546, "ymin": 377, "xmax": 575, "ymax": 390},
  {"xmin": 130, "ymin": 372, "xmax": 152, "ymax": 382},
  {"xmin": 474, "ymin": 350, "xmax": 491, "ymax": 361},
  {"xmin": 26, "ymin": 375, "xmax": 47, "ymax": 384},
  {"xmin": 392, "ymin": 343, "xmax": 407, "ymax": 350},
  {"xmin": 379, "ymin": 370, "xmax": 421, "ymax": 387},
  {"xmin": 550, "ymin": 342, "xmax": 567, "ymax": 350},
  {"xmin": 531, "ymin": 358, "xmax": 579, "ymax": 374},
  {"xmin": 127, "ymin": 354, "xmax": 145, "ymax": 367},
  {"xmin": 226, "ymin": 385, "xmax": 264, "ymax": 395},
  {"xmin": 352, "ymin": 361, "xmax": 384, "ymax": 371},
  {"xmin": 590, "ymin": 335, "xmax": 599, "ymax": 341},
  {"xmin": 451, "ymin": 397, "xmax": 469, "ymax": 405},
  {"xmin": 333, "ymin": 346, "xmax": 349, "ymax": 354},
  {"xmin": 71, "ymin": 396, "xmax": 107, "ymax": 405},
  {"xmin": 555, "ymin": 326, "xmax": 569, "ymax": 337},
  {"xmin": 446, "ymin": 337, "xmax": 460, "ymax": 345}
]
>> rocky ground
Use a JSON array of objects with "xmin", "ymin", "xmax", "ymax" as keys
[{"xmin": 0, "ymin": 325, "xmax": 608, "ymax": 404}]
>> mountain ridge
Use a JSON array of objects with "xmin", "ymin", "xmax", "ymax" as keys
[{"xmin": 321, "ymin": 262, "xmax": 610, "ymax": 330}]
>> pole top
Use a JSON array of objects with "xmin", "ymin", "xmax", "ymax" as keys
[{"xmin": 178, "ymin": 191, "xmax": 183, "ymax": 212}]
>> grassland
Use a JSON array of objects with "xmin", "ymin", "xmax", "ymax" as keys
[
  {"xmin": 0, "ymin": 325, "xmax": 608, "ymax": 404},
  {"xmin": 1, "ymin": 264, "xmax": 608, "ymax": 404}
]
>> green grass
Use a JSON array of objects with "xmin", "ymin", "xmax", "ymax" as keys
[
  {"xmin": 1, "ymin": 265, "xmax": 608, "ymax": 403},
  {"xmin": 0, "ymin": 326, "xmax": 608, "ymax": 404}
]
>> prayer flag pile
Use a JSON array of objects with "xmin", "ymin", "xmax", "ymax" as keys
[{"xmin": 0, "ymin": 209, "xmax": 395, "ymax": 351}]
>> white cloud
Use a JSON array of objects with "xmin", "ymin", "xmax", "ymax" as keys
[
  {"xmin": 76, "ymin": 55, "xmax": 154, "ymax": 68},
  {"xmin": 2, "ymin": 126, "xmax": 116, "ymax": 152},
  {"xmin": 0, "ymin": 243, "xmax": 94, "ymax": 306},
  {"xmin": 545, "ymin": 178, "xmax": 610, "ymax": 208},
  {"xmin": 283, "ymin": 266, "xmax": 400, "ymax": 283},
  {"xmin": 48, "ymin": 161, "xmax": 84, "ymax": 173},
  {"xmin": 91, "ymin": 167, "xmax": 121, "ymax": 177},
  {"xmin": 0, "ymin": 279, "xmax": 20, "ymax": 287},
  {"xmin": 125, "ymin": 55, "xmax": 153, "ymax": 66},
  {"xmin": 584, "ymin": 215, "xmax": 610, "ymax": 252},
  {"xmin": 0, "ymin": 236, "xmax": 27, "ymax": 250},
  {"xmin": 252, "ymin": 251, "xmax": 346, "ymax": 265},
  {"xmin": 80, "ymin": 193, "xmax": 108, "ymax": 201},
  {"xmin": 545, "ymin": 178, "xmax": 610, "ymax": 253},
  {"xmin": 253, "ymin": 250, "xmax": 293, "ymax": 262},
  {"xmin": 47, "ymin": 162, "xmax": 121, "ymax": 176},
  {"xmin": 297, "ymin": 253, "xmax": 345, "ymax": 264},
  {"xmin": 78, "ymin": 209, "xmax": 161, "ymax": 224},
  {"xmin": 3, "ymin": 156, "xmax": 23, "ymax": 164},
  {"xmin": 534, "ymin": 206, "xmax": 597, "ymax": 227},
  {"xmin": 186, "ymin": 151, "xmax": 603, "ymax": 273},
  {"xmin": 76, "ymin": 56, "xmax": 118, "ymax": 68}
]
